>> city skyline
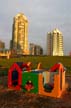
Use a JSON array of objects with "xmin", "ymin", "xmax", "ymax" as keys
[{"xmin": 0, "ymin": 0, "xmax": 71, "ymax": 55}]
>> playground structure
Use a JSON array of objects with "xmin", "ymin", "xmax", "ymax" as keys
[{"xmin": 8, "ymin": 62, "xmax": 66, "ymax": 98}]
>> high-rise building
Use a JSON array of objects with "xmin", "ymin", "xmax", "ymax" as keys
[
  {"xmin": 30, "ymin": 43, "xmax": 43, "ymax": 55},
  {"xmin": 47, "ymin": 28, "xmax": 64, "ymax": 56},
  {"xmin": 11, "ymin": 13, "xmax": 29, "ymax": 55},
  {"xmin": 0, "ymin": 40, "xmax": 5, "ymax": 50}
]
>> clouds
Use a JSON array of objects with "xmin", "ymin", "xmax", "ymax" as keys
[{"xmin": 0, "ymin": 0, "xmax": 71, "ymax": 55}]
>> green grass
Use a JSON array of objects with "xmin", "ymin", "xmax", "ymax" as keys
[{"xmin": 0, "ymin": 56, "xmax": 71, "ymax": 75}]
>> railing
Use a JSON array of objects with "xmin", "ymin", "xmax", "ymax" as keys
[{"xmin": 0, "ymin": 53, "xmax": 10, "ymax": 59}]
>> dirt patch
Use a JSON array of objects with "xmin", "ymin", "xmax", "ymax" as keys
[{"xmin": 0, "ymin": 76, "xmax": 71, "ymax": 108}]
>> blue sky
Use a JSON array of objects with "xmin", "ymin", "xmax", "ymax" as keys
[{"xmin": 0, "ymin": 0, "xmax": 71, "ymax": 55}]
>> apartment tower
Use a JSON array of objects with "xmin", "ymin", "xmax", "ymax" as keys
[
  {"xmin": 11, "ymin": 13, "xmax": 29, "ymax": 55},
  {"xmin": 47, "ymin": 28, "xmax": 64, "ymax": 56}
]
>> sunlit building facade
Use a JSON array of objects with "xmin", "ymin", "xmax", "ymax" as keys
[
  {"xmin": 47, "ymin": 29, "xmax": 64, "ymax": 56},
  {"xmin": 11, "ymin": 13, "xmax": 29, "ymax": 55}
]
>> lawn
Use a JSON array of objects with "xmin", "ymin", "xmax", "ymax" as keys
[{"xmin": 0, "ymin": 56, "xmax": 71, "ymax": 75}]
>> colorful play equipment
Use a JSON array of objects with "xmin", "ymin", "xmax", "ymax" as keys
[{"xmin": 8, "ymin": 62, "xmax": 66, "ymax": 98}]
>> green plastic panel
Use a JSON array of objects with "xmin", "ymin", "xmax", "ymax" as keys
[{"xmin": 22, "ymin": 72, "xmax": 38, "ymax": 93}]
